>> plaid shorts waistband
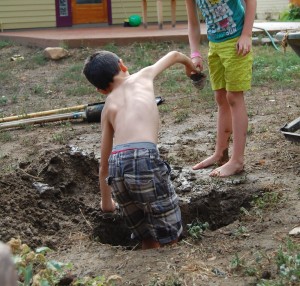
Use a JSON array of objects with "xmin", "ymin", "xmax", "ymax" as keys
[{"xmin": 112, "ymin": 142, "xmax": 157, "ymax": 153}]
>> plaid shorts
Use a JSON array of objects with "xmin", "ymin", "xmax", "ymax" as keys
[{"xmin": 107, "ymin": 142, "xmax": 182, "ymax": 244}]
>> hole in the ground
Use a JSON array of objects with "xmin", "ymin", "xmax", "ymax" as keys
[{"xmin": 0, "ymin": 147, "xmax": 263, "ymax": 250}]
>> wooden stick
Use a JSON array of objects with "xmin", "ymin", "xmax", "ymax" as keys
[{"xmin": 0, "ymin": 104, "xmax": 87, "ymax": 123}]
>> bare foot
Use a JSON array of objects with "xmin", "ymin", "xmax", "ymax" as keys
[
  {"xmin": 192, "ymin": 149, "xmax": 229, "ymax": 170},
  {"xmin": 142, "ymin": 239, "xmax": 160, "ymax": 250},
  {"xmin": 209, "ymin": 161, "xmax": 244, "ymax": 178}
]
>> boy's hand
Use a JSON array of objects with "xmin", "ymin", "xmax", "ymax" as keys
[
  {"xmin": 237, "ymin": 35, "xmax": 252, "ymax": 56},
  {"xmin": 191, "ymin": 57, "xmax": 204, "ymax": 71},
  {"xmin": 185, "ymin": 64, "xmax": 199, "ymax": 78},
  {"xmin": 100, "ymin": 198, "xmax": 116, "ymax": 213}
]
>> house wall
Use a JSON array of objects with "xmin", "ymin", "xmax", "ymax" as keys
[
  {"xmin": 0, "ymin": 0, "xmax": 56, "ymax": 30},
  {"xmin": 256, "ymin": 0, "xmax": 288, "ymax": 20},
  {"xmin": 111, "ymin": 0, "xmax": 188, "ymax": 25}
]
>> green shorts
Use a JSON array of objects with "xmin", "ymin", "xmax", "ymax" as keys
[{"xmin": 208, "ymin": 37, "xmax": 253, "ymax": 92}]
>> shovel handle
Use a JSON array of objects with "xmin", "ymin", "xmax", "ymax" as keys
[{"xmin": 0, "ymin": 104, "xmax": 87, "ymax": 123}]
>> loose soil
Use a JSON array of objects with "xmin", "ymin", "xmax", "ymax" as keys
[{"xmin": 0, "ymin": 43, "xmax": 299, "ymax": 286}]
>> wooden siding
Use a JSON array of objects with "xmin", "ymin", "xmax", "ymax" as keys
[
  {"xmin": 256, "ymin": 0, "xmax": 288, "ymax": 20},
  {"xmin": 111, "ymin": 0, "xmax": 188, "ymax": 25},
  {"xmin": 0, "ymin": 0, "xmax": 55, "ymax": 30}
]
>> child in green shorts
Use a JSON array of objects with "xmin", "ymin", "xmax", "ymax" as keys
[{"xmin": 185, "ymin": 0, "xmax": 257, "ymax": 177}]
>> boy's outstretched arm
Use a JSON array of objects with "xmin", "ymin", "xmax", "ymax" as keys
[
  {"xmin": 237, "ymin": 0, "xmax": 257, "ymax": 56},
  {"xmin": 145, "ymin": 51, "xmax": 198, "ymax": 80}
]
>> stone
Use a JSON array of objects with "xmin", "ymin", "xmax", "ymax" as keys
[
  {"xmin": 289, "ymin": 226, "xmax": 300, "ymax": 236},
  {"xmin": 43, "ymin": 47, "xmax": 70, "ymax": 60}
]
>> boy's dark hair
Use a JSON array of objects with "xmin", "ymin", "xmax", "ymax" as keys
[{"xmin": 83, "ymin": 51, "xmax": 120, "ymax": 90}]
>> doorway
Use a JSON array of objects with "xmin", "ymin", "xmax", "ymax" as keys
[{"xmin": 71, "ymin": 0, "xmax": 108, "ymax": 25}]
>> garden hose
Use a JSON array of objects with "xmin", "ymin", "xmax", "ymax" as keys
[{"xmin": 253, "ymin": 26, "xmax": 281, "ymax": 51}]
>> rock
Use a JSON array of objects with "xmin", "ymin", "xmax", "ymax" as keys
[
  {"xmin": 289, "ymin": 226, "xmax": 300, "ymax": 236},
  {"xmin": 43, "ymin": 47, "xmax": 70, "ymax": 60}
]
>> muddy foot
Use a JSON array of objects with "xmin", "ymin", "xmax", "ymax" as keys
[{"xmin": 209, "ymin": 162, "xmax": 244, "ymax": 178}]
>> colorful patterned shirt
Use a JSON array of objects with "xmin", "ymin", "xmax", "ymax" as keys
[{"xmin": 196, "ymin": 0, "xmax": 245, "ymax": 42}]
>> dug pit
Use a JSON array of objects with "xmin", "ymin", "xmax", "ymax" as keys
[{"xmin": 0, "ymin": 146, "xmax": 265, "ymax": 250}]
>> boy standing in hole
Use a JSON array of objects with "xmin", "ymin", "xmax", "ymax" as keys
[{"xmin": 83, "ymin": 50, "xmax": 197, "ymax": 249}]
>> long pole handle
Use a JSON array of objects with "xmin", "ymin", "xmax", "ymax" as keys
[
  {"xmin": 0, "ymin": 104, "xmax": 87, "ymax": 123},
  {"xmin": 0, "ymin": 111, "xmax": 86, "ymax": 130}
]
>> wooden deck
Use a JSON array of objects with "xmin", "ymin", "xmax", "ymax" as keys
[{"xmin": 0, "ymin": 21, "xmax": 299, "ymax": 49}]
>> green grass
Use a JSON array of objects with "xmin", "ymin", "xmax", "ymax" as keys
[
  {"xmin": 0, "ymin": 40, "xmax": 13, "ymax": 48},
  {"xmin": 0, "ymin": 131, "xmax": 13, "ymax": 142},
  {"xmin": 252, "ymin": 46, "xmax": 300, "ymax": 89}
]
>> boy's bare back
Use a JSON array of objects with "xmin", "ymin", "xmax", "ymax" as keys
[{"xmin": 102, "ymin": 68, "xmax": 159, "ymax": 145}]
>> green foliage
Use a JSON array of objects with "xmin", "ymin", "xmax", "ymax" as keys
[
  {"xmin": 174, "ymin": 110, "xmax": 189, "ymax": 123},
  {"xmin": 52, "ymin": 132, "xmax": 68, "ymax": 144},
  {"xmin": 251, "ymin": 191, "xmax": 284, "ymax": 210},
  {"xmin": 257, "ymin": 239, "xmax": 300, "ymax": 285},
  {"xmin": 187, "ymin": 219, "xmax": 209, "ymax": 240},
  {"xmin": 230, "ymin": 254, "xmax": 245, "ymax": 271},
  {"xmin": 149, "ymin": 277, "xmax": 182, "ymax": 286},
  {"xmin": 9, "ymin": 238, "xmax": 72, "ymax": 286},
  {"xmin": 0, "ymin": 40, "xmax": 13, "ymax": 48},
  {"xmin": 32, "ymin": 53, "xmax": 48, "ymax": 66},
  {"xmin": 0, "ymin": 95, "xmax": 8, "ymax": 105},
  {"xmin": 0, "ymin": 131, "xmax": 13, "ymax": 142},
  {"xmin": 7, "ymin": 238, "xmax": 112, "ymax": 286},
  {"xmin": 280, "ymin": 4, "xmax": 300, "ymax": 21}
]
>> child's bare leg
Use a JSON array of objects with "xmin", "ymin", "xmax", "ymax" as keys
[
  {"xmin": 210, "ymin": 91, "xmax": 247, "ymax": 177},
  {"xmin": 142, "ymin": 238, "xmax": 160, "ymax": 250},
  {"xmin": 193, "ymin": 89, "xmax": 231, "ymax": 170}
]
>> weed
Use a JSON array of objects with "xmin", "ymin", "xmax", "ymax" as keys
[
  {"xmin": 252, "ymin": 191, "xmax": 284, "ymax": 210},
  {"xmin": 149, "ymin": 277, "xmax": 182, "ymax": 286},
  {"xmin": 0, "ymin": 40, "xmax": 12, "ymax": 48},
  {"xmin": 12, "ymin": 95, "xmax": 18, "ymax": 103},
  {"xmin": 247, "ymin": 125, "xmax": 254, "ymax": 135},
  {"xmin": 233, "ymin": 225, "xmax": 248, "ymax": 237},
  {"xmin": 0, "ymin": 131, "xmax": 13, "ymax": 142},
  {"xmin": 159, "ymin": 104, "xmax": 171, "ymax": 114},
  {"xmin": 103, "ymin": 42, "xmax": 119, "ymax": 54},
  {"xmin": 174, "ymin": 110, "xmax": 189, "ymax": 123},
  {"xmin": 230, "ymin": 254, "xmax": 245, "ymax": 271},
  {"xmin": 0, "ymin": 95, "xmax": 8, "ymax": 105},
  {"xmin": 187, "ymin": 219, "xmax": 209, "ymax": 240},
  {"xmin": 256, "ymin": 238, "xmax": 300, "ymax": 285},
  {"xmin": 0, "ymin": 71, "xmax": 10, "ymax": 82},
  {"xmin": 52, "ymin": 132, "xmax": 67, "ymax": 144},
  {"xmin": 65, "ymin": 85, "xmax": 94, "ymax": 97},
  {"xmin": 7, "ymin": 238, "xmax": 111, "ymax": 286},
  {"xmin": 33, "ymin": 53, "xmax": 48, "ymax": 66},
  {"xmin": 59, "ymin": 42, "xmax": 69, "ymax": 50},
  {"xmin": 32, "ymin": 84, "xmax": 45, "ymax": 96}
]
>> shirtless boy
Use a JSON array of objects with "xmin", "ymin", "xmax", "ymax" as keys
[{"xmin": 83, "ymin": 50, "xmax": 197, "ymax": 249}]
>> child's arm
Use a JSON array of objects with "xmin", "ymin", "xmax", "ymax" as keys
[
  {"xmin": 99, "ymin": 110, "xmax": 116, "ymax": 212},
  {"xmin": 185, "ymin": 0, "xmax": 203, "ymax": 70},
  {"xmin": 143, "ymin": 51, "xmax": 198, "ymax": 80},
  {"xmin": 237, "ymin": 0, "xmax": 257, "ymax": 56}
]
